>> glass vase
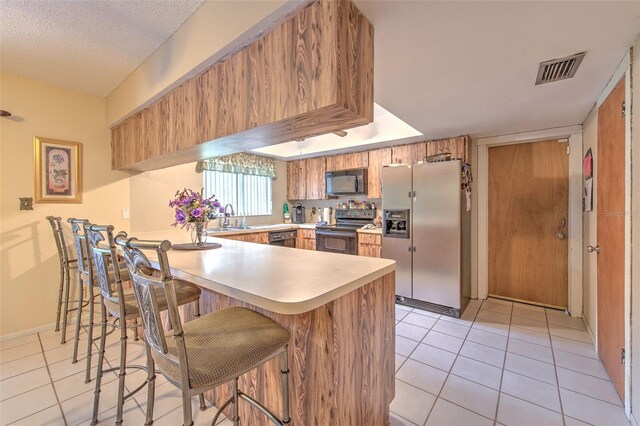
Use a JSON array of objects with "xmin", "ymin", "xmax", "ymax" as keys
[{"xmin": 190, "ymin": 222, "xmax": 208, "ymax": 246}]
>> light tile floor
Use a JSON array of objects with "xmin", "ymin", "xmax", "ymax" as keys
[
  {"xmin": 391, "ymin": 298, "xmax": 630, "ymax": 426},
  {"xmin": 0, "ymin": 298, "xmax": 631, "ymax": 426},
  {"xmin": 0, "ymin": 318, "xmax": 232, "ymax": 426}
]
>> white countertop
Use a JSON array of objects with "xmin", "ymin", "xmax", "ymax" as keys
[
  {"xmin": 206, "ymin": 223, "xmax": 381, "ymax": 236},
  {"xmin": 357, "ymin": 228, "xmax": 382, "ymax": 235},
  {"xmin": 134, "ymin": 230, "xmax": 395, "ymax": 315}
]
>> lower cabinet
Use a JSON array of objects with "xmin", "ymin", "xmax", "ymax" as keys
[
  {"xmin": 220, "ymin": 232, "xmax": 269, "ymax": 244},
  {"xmin": 357, "ymin": 233, "xmax": 381, "ymax": 258},
  {"xmin": 296, "ymin": 229, "xmax": 316, "ymax": 250}
]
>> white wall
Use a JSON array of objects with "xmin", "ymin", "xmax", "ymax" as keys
[
  {"xmin": 129, "ymin": 160, "xmax": 288, "ymax": 232},
  {"xmin": 630, "ymin": 39, "xmax": 640, "ymax": 426},
  {"xmin": 0, "ymin": 73, "xmax": 130, "ymax": 337},
  {"xmin": 582, "ymin": 106, "xmax": 598, "ymax": 338}
]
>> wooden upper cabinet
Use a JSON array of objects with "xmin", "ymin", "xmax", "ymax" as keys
[
  {"xmin": 368, "ymin": 148, "xmax": 391, "ymax": 199},
  {"xmin": 287, "ymin": 157, "xmax": 325, "ymax": 201},
  {"xmin": 392, "ymin": 143, "xmax": 426, "ymax": 165},
  {"xmin": 111, "ymin": 0, "xmax": 374, "ymax": 172},
  {"xmin": 325, "ymin": 151, "xmax": 369, "ymax": 171},
  {"xmin": 426, "ymin": 136, "xmax": 469, "ymax": 162},
  {"xmin": 305, "ymin": 157, "xmax": 326, "ymax": 200},
  {"xmin": 287, "ymin": 160, "xmax": 307, "ymax": 200}
]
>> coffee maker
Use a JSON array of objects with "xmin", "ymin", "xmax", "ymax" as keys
[{"xmin": 293, "ymin": 202, "xmax": 306, "ymax": 224}]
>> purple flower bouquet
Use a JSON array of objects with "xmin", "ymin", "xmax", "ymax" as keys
[{"xmin": 169, "ymin": 188, "xmax": 224, "ymax": 230}]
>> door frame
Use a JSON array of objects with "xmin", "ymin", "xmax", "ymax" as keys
[{"xmin": 476, "ymin": 126, "xmax": 583, "ymax": 317}]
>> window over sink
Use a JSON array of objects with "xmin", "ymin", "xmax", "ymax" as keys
[{"xmin": 203, "ymin": 170, "xmax": 273, "ymax": 216}]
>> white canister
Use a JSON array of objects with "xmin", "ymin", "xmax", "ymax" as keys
[{"xmin": 322, "ymin": 207, "xmax": 334, "ymax": 224}]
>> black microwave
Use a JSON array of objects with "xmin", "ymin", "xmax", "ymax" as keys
[{"xmin": 325, "ymin": 169, "xmax": 368, "ymax": 196}]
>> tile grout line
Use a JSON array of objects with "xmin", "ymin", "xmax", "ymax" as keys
[
  {"xmin": 397, "ymin": 301, "xmax": 615, "ymax": 424},
  {"xmin": 545, "ymin": 309, "xmax": 567, "ymax": 426},
  {"xmin": 492, "ymin": 300, "xmax": 514, "ymax": 426},
  {"xmin": 38, "ymin": 331, "xmax": 69, "ymax": 426},
  {"xmin": 420, "ymin": 303, "xmax": 481, "ymax": 426}
]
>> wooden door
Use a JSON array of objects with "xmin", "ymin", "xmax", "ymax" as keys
[
  {"xmin": 488, "ymin": 140, "xmax": 568, "ymax": 307},
  {"xmin": 368, "ymin": 148, "xmax": 391, "ymax": 198},
  {"xmin": 596, "ymin": 76, "xmax": 626, "ymax": 399},
  {"xmin": 305, "ymin": 157, "xmax": 326, "ymax": 200}
]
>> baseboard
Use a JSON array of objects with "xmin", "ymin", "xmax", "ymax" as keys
[
  {"xmin": 0, "ymin": 322, "xmax": 55, "ymax": 343},
  {"xmin": 583, "ymin": 317, "xmax": 597, "ymax": 349}
]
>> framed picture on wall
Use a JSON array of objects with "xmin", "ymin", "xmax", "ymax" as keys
[
  {"xmin": 583, "ymin": 148, "xmax": 593, "ymax": 212},
  {"xmin": 33, "ymin": 137, "xmax": 82, "ymax": 203}
]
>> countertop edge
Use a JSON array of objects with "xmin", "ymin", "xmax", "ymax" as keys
[{"xmin": 158, "ymin": 260, "xmax": 396, "ymax": 315}]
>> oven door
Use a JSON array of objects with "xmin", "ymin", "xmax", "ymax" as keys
[
  {"xmin": 315, "ymin": 230, "xmax": 358, "ymax": 255},
  {"xmin": 270, "ymin": 238, "xmax": 296, "ymax": 248}
]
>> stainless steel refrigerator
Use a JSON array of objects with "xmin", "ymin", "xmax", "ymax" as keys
[{"xmin": 382, "ymin": 160, "xmax": 471, "ymax": 317}]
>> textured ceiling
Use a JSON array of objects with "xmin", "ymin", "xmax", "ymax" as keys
[
  {"xmin": 354, "ymin": 0, "xmax": 640, "ymax": 139},
  {"xmin": 0, "ymin": 0, "xmax": 205, "ymax": 97}
]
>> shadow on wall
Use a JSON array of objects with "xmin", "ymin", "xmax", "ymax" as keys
[{"xmin": 0, "ymin": 221, "xmax": 80, "ymax": 335}]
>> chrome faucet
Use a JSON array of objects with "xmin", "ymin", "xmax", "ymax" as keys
[{"xmin": 220, "ymin": 203, "xmax": 235, "ymax": 228}]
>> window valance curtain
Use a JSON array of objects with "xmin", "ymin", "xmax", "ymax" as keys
[{"xmin": 196, "ymin": 153, "xmax": 276, "ymax": 179}]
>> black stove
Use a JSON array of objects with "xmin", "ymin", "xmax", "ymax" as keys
[
  {"xmin": 316, "ymin": 209, "xmax": 376, "ymax": 230},
  {"xmin": 316, "ymin": 209, "xmax": 376, "ymax": 255}
]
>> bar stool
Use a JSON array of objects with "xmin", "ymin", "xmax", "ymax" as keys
[
  {"xmin": 68, "ymin": 218, "xmax": 126, "ymax": 383},
  {"xmin": 116, "ymin": 233, "xmax": 291, "ymax": 426},
  {"xmin": 87, "ymin": 225, "xmax": 203, "ymax": 426},
  {"xmin": 46, "ymin": 216, "xmax": 78, "ymax": 344}
]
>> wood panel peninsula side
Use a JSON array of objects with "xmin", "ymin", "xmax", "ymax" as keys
[{"xmin": 139, "ymin": 232, "xmax": 396, "ymax": 425}]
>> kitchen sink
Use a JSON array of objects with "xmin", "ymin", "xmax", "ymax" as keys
[{"xmin": 208, "ymin": 226, "xmax": 254, "ymax": 232}]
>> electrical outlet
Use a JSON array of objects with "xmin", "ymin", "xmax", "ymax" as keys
[{"xmin": 122, "ymin": 209, "xmax": 130, "ymax": 219}]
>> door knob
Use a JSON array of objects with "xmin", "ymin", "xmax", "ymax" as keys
[
  {"xmin": 587, "ymin": 245, "xmax": 600, "ymax": 254},
  {"xmin": 556, "ymin": 232, "xmax": 566, "ymax": 240}
]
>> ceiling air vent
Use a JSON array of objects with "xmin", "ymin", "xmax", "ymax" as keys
[{"xmin": 535, "ymin": 52, "xmax": 586, "ymax": 85}]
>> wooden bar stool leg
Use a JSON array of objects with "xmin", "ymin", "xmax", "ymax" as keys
[
  {"xmin": 91, "ymin": 302, "xmax": 108, "ymax": 425},
  {"xmin": 84, "ymin": 284, "xmax": 95, "ymax": 383},
  {"xmin": 60, "ymin": 269, "xmax": 71, "ymax": 344},
  {"xmin": 72, "ymin": 272, "xmax": 84, "ymax": 363}
]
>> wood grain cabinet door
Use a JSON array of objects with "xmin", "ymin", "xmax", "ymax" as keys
[
  {"xmin": 368, "ymin": 148, "xmax": 391, "ymax": 198},
  {"xmin": 358, "ymin": 233, "xmax": 382, "ymax": 257},
  {"xmin": 305, "ymin": 157, "xmax": 326, "ymax": 200},
  {"xmin": 287, "ymin": 160, "xmax": 306, "ymax": 200},
  {"xmin": 426, "ymin": 136, "xmax": 468, "ymax": 162},
  {"xmin": 391, "ymin": 143, "xmax": 426, "ymax": 165},
  {"xmin": 326, "ymin": 152, "xmax": 369, "ymax": 171}
]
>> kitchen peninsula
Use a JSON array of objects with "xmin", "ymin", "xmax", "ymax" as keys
[{"xmin": 138, "ymin": 231, "xmax": 396, "ymax": 425}]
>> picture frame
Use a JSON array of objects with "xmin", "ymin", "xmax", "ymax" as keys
[{"xmin": 33, "ymin": 137, "xmax": 82, "ymax": 203}]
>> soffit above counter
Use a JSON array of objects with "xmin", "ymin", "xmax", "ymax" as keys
[{"xmin": 111, "ymin": 0, "xmax": 374, "ymax": 173}]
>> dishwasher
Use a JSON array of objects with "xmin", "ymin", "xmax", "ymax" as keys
[{"xmin": 268, "ymin": 230, "xmax": 297, "ymax": 247}]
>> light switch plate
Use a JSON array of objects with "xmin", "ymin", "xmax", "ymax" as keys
[{"xmin": 122, "ymin": 209, "xmax": 130, "ymax": 219}]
